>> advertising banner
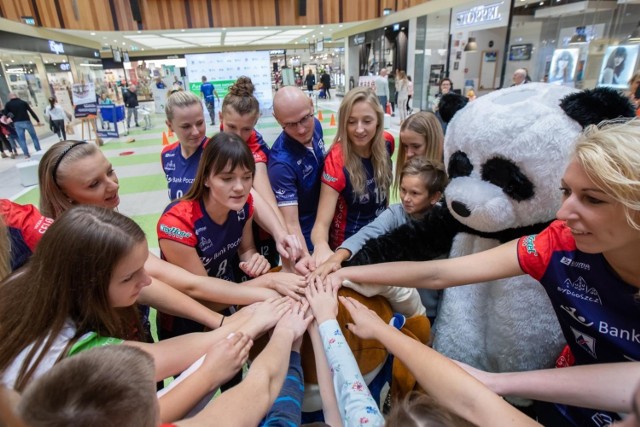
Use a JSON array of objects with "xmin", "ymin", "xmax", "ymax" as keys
[{"xmin": 72, "ymin": 82, "xmax": 97, "ymax": 117}]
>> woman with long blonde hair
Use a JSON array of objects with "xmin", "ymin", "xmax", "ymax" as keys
[{"xmin": 311, "ymin": 87, "xmax": 392, "ymax": 265}]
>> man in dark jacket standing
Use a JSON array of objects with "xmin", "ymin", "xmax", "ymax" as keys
[
  {"xmin": 3, "ymin": 93, "xmax": 41, "ymax": 158},
  {"xmin": 123, "ymin": 84, "xmax": 139, "ymax": 128},
  {"xmin": 320, "ymin": 71, "xmax": 331, "ymax": 99}
]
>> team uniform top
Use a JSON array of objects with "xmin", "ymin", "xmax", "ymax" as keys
[
  {"xmin": 200, "ymin": 81, "xmax": 215, "ymax": 103},
  {"xmin": 267, "ymin": 118, "xmax": 325, "ymax": 250},
  {"xmin": 0, "ymin": 200, "xmax": 52, "ymax": 270},
  {"xmin": 246, "ymin": 129, "xmax": 270, "ymax": 164},
  {"xmin": 161, "ymin": 137, "xmax": 208, "ymax": 201},
  {"xmin": 517, "ymin": 220, "xmax": 640, "ymax": 426},
  {"xmin": 321, "ymin": 136, "xmax": 394, "ymax": 250},
  {"xmin": 157, "ymin": 195, "xmax": 254, "ymax": 282}
]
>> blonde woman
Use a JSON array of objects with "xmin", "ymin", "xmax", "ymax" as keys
[{"xmin": 311, "ymin": 87, "xmax": 392, "ymax": 266}]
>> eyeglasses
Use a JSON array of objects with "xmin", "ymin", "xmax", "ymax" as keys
[{"xmin": 282, "ymin": 112, "xmax": 314, "ymax": 130}]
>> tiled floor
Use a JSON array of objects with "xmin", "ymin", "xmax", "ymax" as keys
[{"xmin": 3, "ymin": 95, "xmax": 403, "ymax": 250}]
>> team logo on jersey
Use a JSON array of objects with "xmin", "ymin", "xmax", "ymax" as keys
[
  {"xmin": 302, "ymin": 164, "xmax": 314, "ymax": 179},
  {"xmin": 318, "ymin": 139, "xmax": 325, "ymax": 152},
  {"xmin": 559, "ymin": 256, "xmax": 591, "ymax": 270},
  {"xmin": 199, "ymin": 237, "xmax": 213, "ymax": 252},
  {"xmin": 359, "ymin": 193, "xmax": 370, "ymax": 204},
  {"xmin": 323, "ymin": 172, "xmax": 337, "ymax": 183},
  {"xmin": 237, "ymin": 209, "xmax": 246, "ymax": 221},
  {"xmin": 591, "ymin": 413, "xmax": 614, "ymax": 427},
  {"xmin": 164, "ymin": 151, "xmax": 176, "ymax": 158},
  {"xmin": 521, "ymin": 235, "xmax": 537, "ymax": 256},
  {"xmin": 164, "ymin": 160, "xmax": 176, "ymax": 172},
  {"xmin": 159, "ymin": 224, "xmax": 192, "ymax": 239},
  {"xmin": 275, "ymin": 188, "xmax": 286, "ymax": 196},
  {"xmin": 560, "ymin": 305, "xmax": 594, "ymax": 327},
  {"xmin": 571, "ymin": 326, "xmax": 597, "ymax": 358},
  {"xmin": 558, "ymin": 276, "xmax": 602, "ymax": 305}
]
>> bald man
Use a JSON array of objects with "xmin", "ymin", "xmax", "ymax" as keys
[
  {"xmin": 268, "ymin": 86, "xmax": 326, "ymax": 273},
  {"xmin": 511, "ymin": 69, "xmax": 528, "ymax": 86}
]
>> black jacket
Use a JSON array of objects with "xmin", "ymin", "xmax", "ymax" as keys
[
  {"xmin": 123, "ymin": 90, "xmax": 139, "ymax": 108},
  {"xmin": 3, "ymin": 98, "xmax": 39, "ymax": 123}
]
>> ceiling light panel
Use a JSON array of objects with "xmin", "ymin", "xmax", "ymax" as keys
[
  {"xmin": 225, "ymin": 30, "xmax": 280, "ymax": 36},
  {"xmin": 162, "ymin": 32, "xmax": 221, "ymax": 37},
  {"xmin": 278, "ymin": 29, "xmax": 314, "ymax": 36}
]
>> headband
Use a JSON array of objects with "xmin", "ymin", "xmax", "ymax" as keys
[{"xmin": 52, "ymin": 141, "xmax": 88, "ymax": 187}]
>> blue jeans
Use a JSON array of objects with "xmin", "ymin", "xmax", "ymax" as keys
[
  {"xmin": 14, "ymin": 121, "xmax": 41, "ymax": 155},
  {"xmin": 378, "ymin": 96, "xmax": 388, "ymax": 110}
]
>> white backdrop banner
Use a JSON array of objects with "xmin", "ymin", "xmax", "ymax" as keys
[{"xmin": 185, "ymin": 51, "xmax": 273, "ymax": 113}]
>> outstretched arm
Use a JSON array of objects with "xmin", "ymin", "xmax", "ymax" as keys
[
  {"xmin": 341, "ymin": 296, "xmax": 539, "ymax": 427},
  {"xmin": 177, "ymin": 302, "xmax": 312, "ymax": 427},
  {"xmin": 310, "ymin": 184, "xmax": 340, "ymax": 266},
  {"xmin": 458, "ymin": 361, "xmax": 640, "ymax": 414},
  {"xmin": 328, "ymin": 238, "xmax": 523, "ymax": 291}
]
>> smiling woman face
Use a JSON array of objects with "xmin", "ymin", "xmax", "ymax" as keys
[{"xmin": 57, "ymin": 151, "xmax": 120, "ymax": 209}]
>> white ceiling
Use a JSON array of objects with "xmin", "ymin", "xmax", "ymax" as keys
[{"xmin": 53, "ymin": 23, "xmax": 359, "ymax": 53}]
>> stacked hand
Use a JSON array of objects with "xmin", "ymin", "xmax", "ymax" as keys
[
  {"xmin": 201, "ymin": 332, "xmax": 253, "ymax": 389},
  {"xmin": 305, "ymin": 276, "xmax": 338, "ymax": 325},
  {"xmin": 275, "ymin": 233, "xmax": 303, "ymax": 262},
  {"xmin": 268, "ymin": 272, "xmax": 308, "ymax": 301},
  {"xmin": 243, "ymin": 297, "xmax": 291, "ymax": 338},
  {"xmin": 339, "ymin": 296, "xmax": 387, "ymax": 340},
  {"xmin": 274, "ymin": 300, "xmax": 313, "ymax": 342}
]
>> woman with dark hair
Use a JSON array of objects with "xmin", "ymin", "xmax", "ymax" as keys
[
  {"xmin": 601, "ymin": 46, "xmax": 628, "ymax": 85},
  {"xmin": 550, "ymin": 50, "xmax": 575, "ymax": 84}
]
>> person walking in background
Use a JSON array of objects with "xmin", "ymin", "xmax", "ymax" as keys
[
  {"xmin": 305, "ymin": 69, "xmax": 316, "ymax": 96},
  {"xmin": 406, "ymin": 75, "xmax": 414, "ymax": 115},
  {"xmin": 396, "ymin": 70, "xmax": 409, "ymax": 123},
  {"xmin": 387, "ymin": 71, "xmax": 396, "ymax": 117},
  {"xmin": 374, "ymin": 68, "xmax": 389, "ymax": 110},
  {"xmin": 200, "ymin": 76, "xmax": 220, "ymax": 126},
  {"xmin": 320, "ymin": 71, "xmax": 331, "ymax": 100},
  {"xmin": 123, "ymin": 84, "xmax": 139, "ymax": 128},
  {"xmin": 44, "ymin": 97, "xmax": 70, "ymax": 141},
  {"xmin": 2, "ymin": 93, "xmax": 42, "ymax": 159}
]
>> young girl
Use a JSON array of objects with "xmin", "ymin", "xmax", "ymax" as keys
[
  {"xmin": 0, "ymin": 205, "xmax": 289, "ymax": 422},
  {"xmin": 158, "ymin": 132, "xmax": 305, "ymax": 337},
  {"xmin": 162, "ymin": 90, "xmax": 208, "ymax": 201},
  {"xmin": 394, "ymin": 111, "xmax": 444, "ymax": 193},
  {"xmin": 328, "ymin": 118, "xmax": 640, "ymax": 425},
  {"xmin": 38, "ymin": 141, "xmax": 302, "ymax": 333},
  {"xmin": 311, "ymin": 87, "xmax": 393, "ymax": 266}
]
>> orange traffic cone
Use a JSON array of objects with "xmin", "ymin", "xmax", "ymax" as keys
[
  {"xmin": 162, "ymin": 131, "xmax": 169, "ymax": 146},
  {"xmin": 318, "ymin": 110, "xmax": 324, "ymax": 121},
  {"xmin": 329, "ymin": 114, "xmax": 336, "ymax": 127},
  {"xmin": 385, "ymin": 102, "xmax": 392, "ymax": 115},
  {"xmin": 168, "ymin": 128, "xmax": 174, "ymax": 137}
]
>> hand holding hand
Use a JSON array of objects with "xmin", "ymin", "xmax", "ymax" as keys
[
  {"xmin": 339, "ymin": 296, "xmax": 386, "ymax": 340},
  {"xmin": 239, "ymin": 252, "xmax": 270, "ymax": 278},
  {"xmin": 244, "ymin": 296, "xmax": 291, "ymax": 337},
  {"xmin": 201, "ymin": 332, "xmax": 252, "ymax": 389},
  {"xmin": 269, "ymin": 272, "xmax": 307, "ymax": 301},
  {"xmin": 274, "ymin": 300, "xmax": 313, "ymax": 342},
  {"xmin": 275, "ymin": 233, "xmax": 303, "ymax": 261},
  {"xmin": 305, "ymin": 276, "xmax": 338, "ymax": 324},
  {"xmin": 294, "ymin": 253, "xmax": 316, "ymax": 275}
]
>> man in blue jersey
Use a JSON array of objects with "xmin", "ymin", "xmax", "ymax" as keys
[
  {"xmin": 268, "ymin": 86, "xmax": 325, "ymax": 274},
  {"xmin": 200, "ymin": 76, "xmax": 220, "ymax": 125}
]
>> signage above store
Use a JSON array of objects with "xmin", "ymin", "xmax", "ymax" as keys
[
  {"xmin": 269, "ymin": 50, "xmax": 285, "ymax": 55},
  {"xmin": 49, "ymin": 40, "xmax": 65, "ymax": 55},
  {"xmin": 455, "ymin": 2, "xmax": 503, "ymax": 28},
  {"xmin": 353, "ymin": 34, "xmax": 365, "ymax": 45},
  {"xmin": 60, "ymin": 63, "xmax": 71, "ymax": 71}
]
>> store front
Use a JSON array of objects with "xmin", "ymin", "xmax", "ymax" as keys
[
  {"xmin": 506, "ymin": 0, "xmax": 640, "ymax": 90},
  {"xmin": 350, "ymin": 23, "xmax": 410, "ymax": 83},
  {"xmin": 0, "ymin": 31, "xmax": 101, "ymax": 135}
]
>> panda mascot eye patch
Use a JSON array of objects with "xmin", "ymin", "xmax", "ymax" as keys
[
  {"xmin": 481, "ymin": 157, "xmax": 535, "ymax": 201},
  {"xmin": 447, "ymin": 151, "xmax": 473, "ymax": 178}
]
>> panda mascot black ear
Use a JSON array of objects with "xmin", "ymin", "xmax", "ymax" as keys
[
  {"xmin": 560, "ymin": 87, "xmax": 636, "ymax": 128},
  {"xmin": 438, "ymin": 93, "xmax": 468, "ymax": 123}
]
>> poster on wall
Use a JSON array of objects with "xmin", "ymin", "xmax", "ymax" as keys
[
  {"xmin": 185, "ymin": 51, "xmax": 273, "ymax": 112},
  {"xmin": 597, "ymin": 45, "xmax": 639, "ymax": 89},
  {"xmin": 548, "ymin": 48, "xmax": 579, "ymax": 85},
  {"xmin": 72, "ymin": 82, "xmax": 97, "ymax": 117}
]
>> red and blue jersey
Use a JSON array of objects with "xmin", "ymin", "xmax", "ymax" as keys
[
  {"xmin": 157, "ymin": 195, "xmax": 253, "ymax": 282},
  {"xmin": 518, "ymin": 220, "xmax": 639, "ymax": 426},
  {"xmin": 0, "ymin": 200, "xmax": 52, "ymax": 271},
  {"xmin": 161, "ymin": 137, "xmax": 208, "ymax": 201},
  {"xmin": 267, "ymin": 118, "xmax": 325, "ymax": 250},
  {"xmin": 218, "ymin": 125, "xmax": 270, "ymax": 165},
  {"xmin": 321, "ymin": 142, "xmax": 390, "ymax": 249}
]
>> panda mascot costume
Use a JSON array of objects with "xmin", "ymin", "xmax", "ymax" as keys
[{"xmin": 344, "ymin": 83, "xmax": 636, "ymax": 406}]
